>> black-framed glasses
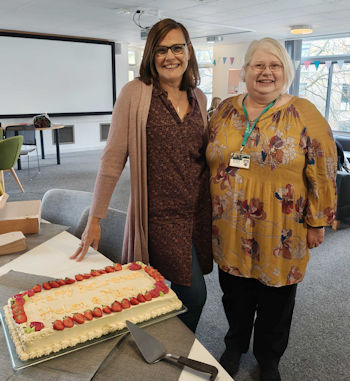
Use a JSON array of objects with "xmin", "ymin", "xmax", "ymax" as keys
[
  {"xmin": 249, "ymin": 63, "xmax": 283, "ymax": 72},
  {"xmin": 155, "ymin": 43, "xmax": 187, "ymax": 57}
]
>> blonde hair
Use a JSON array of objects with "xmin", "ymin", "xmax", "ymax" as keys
[
  {"xmin": 209, "ymin": 97, "xmax": 222, "ymax": 110},
  {"xmin": 241, "ymin": 37, "xmax": 295, "ymax": 93}
]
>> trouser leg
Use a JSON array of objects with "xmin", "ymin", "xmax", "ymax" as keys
[
  {"xmin": 218, "ymin": 268, "xmax": 257, "ymax": 353},
  {"xmin": 171, "ymin": 244, "xmax": 207, "ymax": 333},
  {"xmin": 253, "ymin": 282, "xmax": 297, "ymax": 369}
]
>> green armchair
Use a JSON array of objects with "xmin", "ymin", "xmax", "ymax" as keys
[{"xmin": 0, "ymin": 135, "xmax": 24, "ymax": 193}]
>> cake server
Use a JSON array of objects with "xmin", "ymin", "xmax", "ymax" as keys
[{"xmin": 126, "ymin": 320, "xmax": 218, "ymax": 381}]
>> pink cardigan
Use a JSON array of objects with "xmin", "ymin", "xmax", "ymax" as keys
[{"xmin": 90, "ymin": 79, "xmax": 208, "ymax": 264}]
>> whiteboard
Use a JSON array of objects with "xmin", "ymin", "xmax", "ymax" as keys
[{"xmin": 0, "ymin": 34, "xmax": 115, "ymax": 117}]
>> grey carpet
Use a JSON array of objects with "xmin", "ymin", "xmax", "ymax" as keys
[{"xmin": 4, "ymin": 150, "xmax": 350, "ymax": 381}]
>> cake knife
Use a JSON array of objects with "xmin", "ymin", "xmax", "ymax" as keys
[{"xmin": 126, "ymin": 320, "xmax": 218, "ymax": 381}]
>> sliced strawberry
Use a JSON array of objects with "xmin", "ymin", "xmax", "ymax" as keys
[
  {"xmin": 42, "ymin": 282, "xmax": 51, "ymax": 290},
  {"xmin": 128, "ymin": 262, "xmax": 141, "ymax": 271},
  {"xmin": 99, "ymin": 269, "xmax": 107, "ymax": 274},
  {"xmin": 102, "ymin": 306, "xmax": 112, "ymax": 314},
  {"xmin": 92, "ymin": 307, "xmax": 102, "ymax": 318},
  {"xmin": 121, "ymin": 298, "xmax": 131, "ymax": 309},
  {"xmin": 130, "ymin": 297, "xmax": 139, "ymax": 305},
  {"xmin": 144, "ymin": 292, "xmax": 152, "ymax": 301},
  {"xmin": 105, "ymin": 266, "xmax": 115, "ymax": 273},
  {"xmin": 57, "ymin": 279, "xmax": 66, "ymax": 286},
  {"xmin": 84, "ymin": 310, "xmax": 93, "ymax": 320},
  {"xmin": 111, "ymin": 301, "xmax": 122, "ymax": 312},
  {"xmin": 155, "ymin": 281, "xmax": 169, "ymax": 294},
  {"xmin": 11, "ymin": 304, "xmax": 24, "ymax": 314},
  {"xmin": 73, "ymin": 313, "xmax": 85, "ymax": 324},
  {"xmin": 15, "ymin": 313, "xmax": 26, "ymax": 324},
  {"xmin": 150, "ymin": 287, "xmax": 160, "ymax": 298},
  {"xmin": 30, "ymin": 321, "xmax": 45, "ymax": 331},
  {"xmin": 49, "ymin": 280, "xmax": 60, "ymax": 288},
  {"xmin": 23, "ymin": 289, "xmax": 35, "ymax": 297},
  {"xmin": 83, "ymin": 273, "xmax": 92, "ymax": 279},
  {"xmin": 90, "ymin": 270, "xmax": 100, "ymax": 277},
  {"xmin": 63, "ymin": 317, "xmax": 74, "ymax": 328},
  {"xmin": 53, "ymin": 319, "xmax": 64, "ymax": 330},
  {"xmin": 137, "ymin": 294, "xmax": 146, "ymax": 303},
  {"xmin": 32, "ymin": 284, "xmax": 42, "ymax": 293},
  {"xmin": 65, "ymin": 277, "xmax": 75, "ymax": 284},
  {"xmin": 75, "ymin": 274, "xmax": 84, "ymax": 281},
  {"xmin": 144, "ymin": 266, "xmax": 153, "ymax": 274},
  {"xmin": 113, "ymin": 263, "xmax": 122, "ymax": 271}
]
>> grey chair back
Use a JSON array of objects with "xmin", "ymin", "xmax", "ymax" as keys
[
  {"xmin": 41, "ymin": 188, "xmax": 93, "ymax": 233},
  {"xmin": 5, "ymin": 125, "xmax": 36, "ymax": 145},
  {"xmin": 74, "ymin": 207, "xmax": 127, "ymax": 263}
]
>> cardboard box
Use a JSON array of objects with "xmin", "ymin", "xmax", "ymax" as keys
[
  {"xmin": 0, "ymin": 193, "xmax": 9, "ymax": 209},
  {"xmin": 0, "ymin": 200, "xmax": 41, "ymax": 234},
  {"xmin": 0, "ymin": 231, "xmax": 26, "ymax": 255}
]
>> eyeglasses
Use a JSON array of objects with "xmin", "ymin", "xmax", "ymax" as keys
[
  {"xmin": 155, "ymin": 43, "xmax": 187, "ymax": 57},
  {"xmin": 249, "ymin": 63, "xmax": 283, "ymax": 72}
]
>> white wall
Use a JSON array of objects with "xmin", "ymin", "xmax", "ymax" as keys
[
  {"xmin": 1, "ymin": 40, "xmax": 129, "ymax": 155},
  {"xmin": 212, "ymin": 42, "xmax": 250, "ymax": 101}
]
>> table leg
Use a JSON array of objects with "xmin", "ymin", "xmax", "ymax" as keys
[
  {"xmin": 55, "ymin": 129, "xmax": 61, "ymax": 164},
  {"xmin": 40, "ymin": 130, "xmax": 45, "ymax": 159},
  {"xmin": 14, "ymin": 131, "xmax": 22, "ymax": 170}
]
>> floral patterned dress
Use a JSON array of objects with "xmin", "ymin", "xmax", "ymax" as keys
[{"xmin": 206, "ymin": 95, "xmax": 337, "ymax": 287}]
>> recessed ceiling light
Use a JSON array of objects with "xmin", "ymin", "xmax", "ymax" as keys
[
  {"xmin": 206, "ymin": 35, "xmax": 223, "ymax": 43},
  {"xmin": 290, "ymin": 25, "xmax": 313, "ymax": 35}
]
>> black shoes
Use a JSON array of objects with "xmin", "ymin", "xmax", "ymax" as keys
[
  {"xmin": 219, "ymin": 349, "xmax": 241, "ymax": 377},
  {"xmin": 260, "ymin": 367, "xmax": 281, "ymax": 381}
]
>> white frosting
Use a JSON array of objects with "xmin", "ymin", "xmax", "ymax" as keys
[{"xmin": 4, "ymin": 264, "xmax": 182, "ymax": 361}]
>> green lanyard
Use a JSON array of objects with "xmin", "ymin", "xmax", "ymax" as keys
[{"xmin": 241, "ymin": 93, "xmax": 280, "ymax": 150}]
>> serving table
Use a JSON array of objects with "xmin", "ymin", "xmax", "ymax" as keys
[{"xmin": 0, "ymin": 227, "xmax": 233, "ymax": 381}]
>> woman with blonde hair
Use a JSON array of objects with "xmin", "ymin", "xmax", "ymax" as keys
[
  {"xmin": 207, "ymin": 96, "xmax": 222, "ymax": 119},
  {"xmin": 206, "ymin": 37, "xmax": 337, "ymax": 380}
]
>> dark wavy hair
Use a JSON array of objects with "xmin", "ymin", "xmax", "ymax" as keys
[{"xmin": 139, "ymin": 18, "xmax": 200, "ymax": 90}]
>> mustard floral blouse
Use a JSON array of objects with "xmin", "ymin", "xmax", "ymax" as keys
[{"xmin": 206, "ymin": 95, "xmax": 337, "ymax": 287}]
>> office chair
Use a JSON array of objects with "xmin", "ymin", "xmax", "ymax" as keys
[
  {"xmin": 41, "ymin": 188, "xmax": 94, "ymax": 233},
  {"xmin": 75, "ymin": 207, "xmax": 127, "ymax": 262},
  {"xmin": 5, "ymin": 125, "xmax": 40, "ymax": 173},
  {"xmin": 0, "ymin": 136, "xmax": 24, "ymax": 192}
]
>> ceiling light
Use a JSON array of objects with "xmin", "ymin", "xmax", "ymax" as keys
[
  {"xmin": 290, "ymin": 25, "xmax": 312, "ymax": 35},
  {"xmin": 206, "ymin": 35, "xmax": 223, "ymax": 43}
]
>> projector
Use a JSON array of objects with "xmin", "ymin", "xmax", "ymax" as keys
[{"xmin": 140, "ymin": 29, "xmax": 149, "ymax": 40}]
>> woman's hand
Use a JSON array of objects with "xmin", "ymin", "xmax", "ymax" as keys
[
  {"xmin": 70, "ymin": 216, "xmax": 101, "ymax": 261},
  {"xmin": 307, "ymin": 227, "xmax": 325, "ymax": 249}
]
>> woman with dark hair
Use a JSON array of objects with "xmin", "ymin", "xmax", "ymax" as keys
[{"xmin": 71, "ymin": 18, "xmax": 213, "ymax": 332}]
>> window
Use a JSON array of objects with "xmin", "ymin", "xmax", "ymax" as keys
[
  {"xmin": 195, "ymin": 47, "xmax": 213, "ymax": 106},
  {"xmin": 128, "ymin": 48, "xmax": 141, "ymax": 82},
  {"xmin": 297, "ymin": 37, "xmax": 350, "ymax": 133}
]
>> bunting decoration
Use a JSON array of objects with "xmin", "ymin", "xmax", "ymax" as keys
[
  {"xmin": 314, "ymin": 60, "xmax": 321, "ymax": 70},
  {"xmin": 210, "ymin": 56, "xmax": 236, "ymax": 65},
  {"xmin": 325, "ymin": 60, "xmax": 332, "ymax": 69},
  {"xmin": 304, "ymin": 61, "xmax": 311, "ymax": 70},
  {"xmin": 337, "ymin": 60, "xmax": 344, "ymax": 69}
]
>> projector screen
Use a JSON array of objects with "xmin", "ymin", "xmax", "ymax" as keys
[{"xmin": 0, "ymin": 32, "xmax": 116, "ymax": 118}]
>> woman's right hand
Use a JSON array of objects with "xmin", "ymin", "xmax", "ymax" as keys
[{"xmin": 70, "ymin": 216, "xmax": 101, "ymax": 262}]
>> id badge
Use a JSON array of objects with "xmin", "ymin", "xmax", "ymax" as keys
[{"xmin": 229, "ymin": 152, "xmax": 250, "ymax": 169}]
